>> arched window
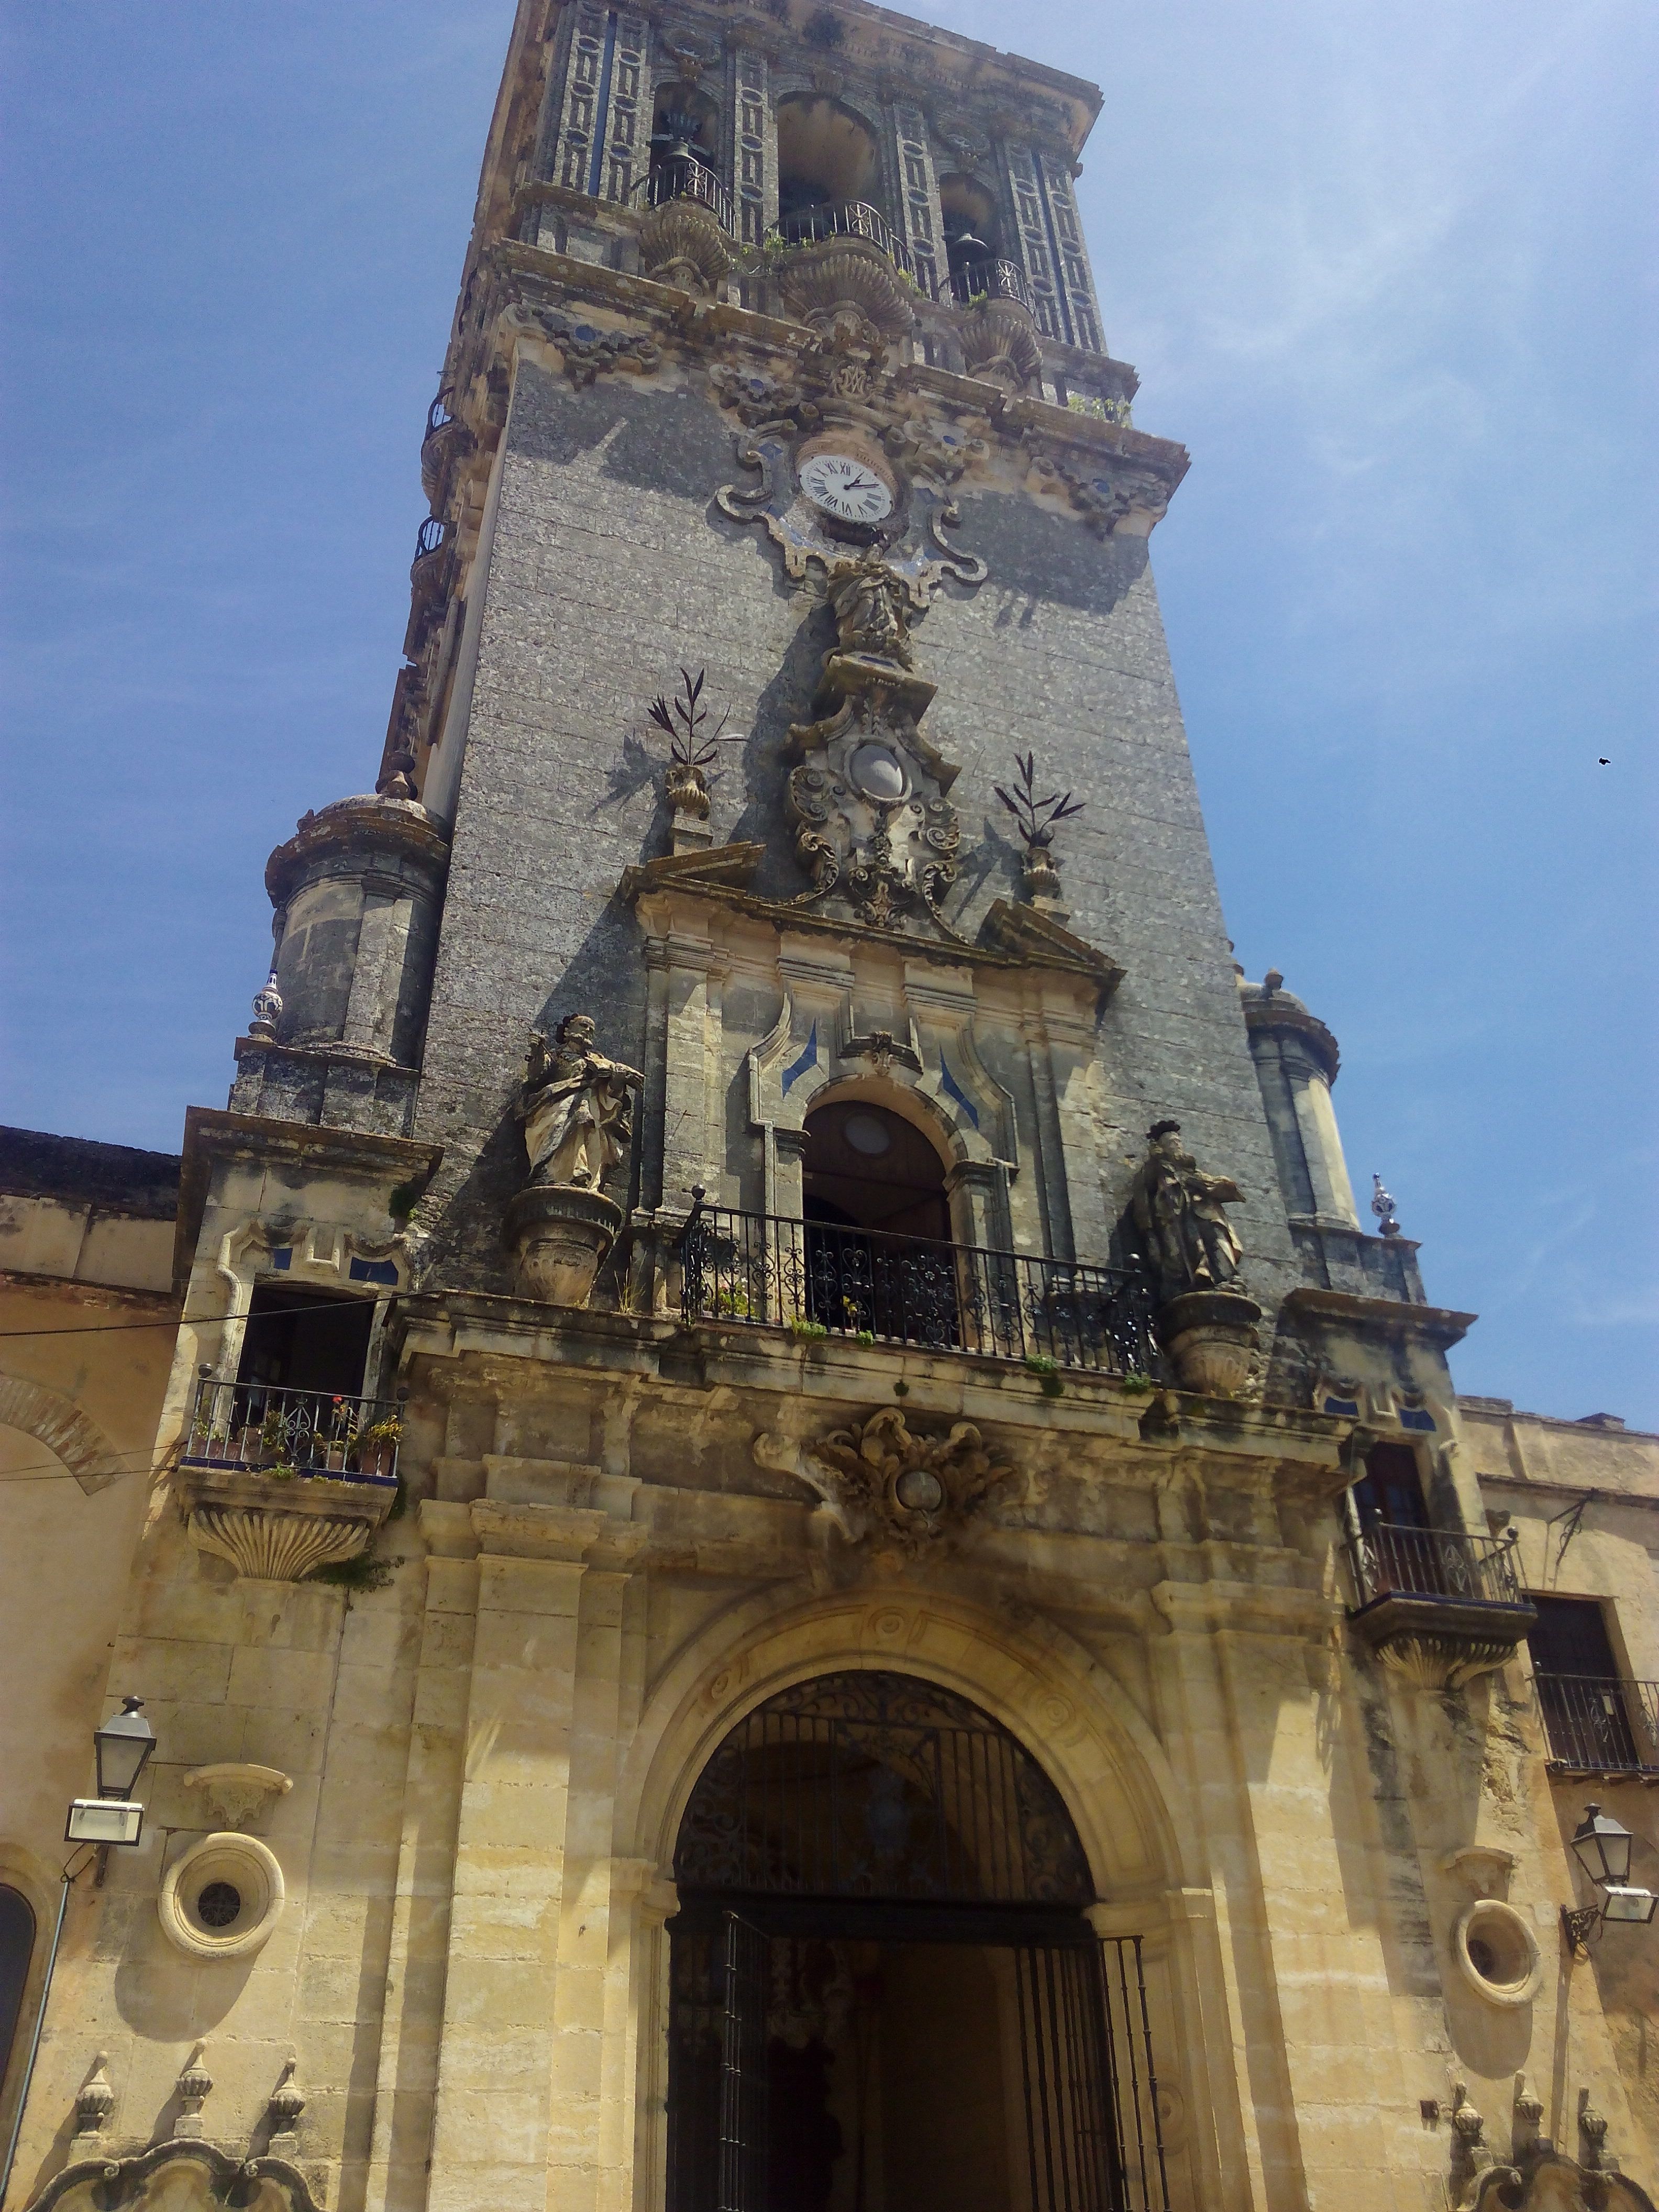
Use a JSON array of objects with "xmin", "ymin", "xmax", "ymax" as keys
[
  {"xmin": 665, "ymin": 1673, "xmax": 1168, "ymax": 2212},
  {"xmin": 0, "ymin": 1885, "xmax": 37, "ymax": 2103},
  {"xmin": 775, "ymin": 94, "xmax": 881, "ymax": 228}
]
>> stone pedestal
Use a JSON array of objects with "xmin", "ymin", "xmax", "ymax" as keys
[
  {"xmin": 1159, "ymin": 1288, "xmax": 1262, "ymax": 1397},
  {"xmin": 505, "ymin": 1185, "xmax": 622, "ymax": 1307}
]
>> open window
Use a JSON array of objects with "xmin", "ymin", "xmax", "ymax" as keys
[
  {"xmin": 236, "ymin": 1282, "xmax": 375, "ymax": 1398},
  {"xmin": 1529, "ymin": 1596, "xmax": 1644, "ymax": 1770},
  {"xmin": 1350, "ymin": 1440, "xmax": 1429, "ymax": 1532},
  {"xmin": 776, "ymin": 94, "xmax": 881, "ymax": 229}
]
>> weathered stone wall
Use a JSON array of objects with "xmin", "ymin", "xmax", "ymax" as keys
[{"xmin": 410, "ymin": 357, "xmax": 1300, "ymax": 1314}]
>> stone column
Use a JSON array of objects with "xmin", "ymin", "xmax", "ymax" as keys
[
  {"xmin": 424, "ymin": 1535, "xmax": 591, "ymax": 2212},
  {"xmin": 890, "ymin": 101, "xmax": 945, "ymax": 301},
  {"xmin": 727, "ymin": 44, "xmax": 777, "ymax": 251}
]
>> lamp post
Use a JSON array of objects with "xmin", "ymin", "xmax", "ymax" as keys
[
  {"xmin": 1563, "ymin": 1801, "xmax": 1658, "ymax": 1947},
  {"xmin": 0, "ymin": 1698, "xmax": 157, "ymax": 2203}
]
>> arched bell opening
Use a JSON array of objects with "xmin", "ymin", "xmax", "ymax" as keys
[
  {"xmin": 776, "ymin": 94, "xmax": 884, "ymax": 233},
  {"xmin": 664, "ymin": 1669, "xmax": 1169, "ymax": 2212},
  {"xmin": 938, "ymin": 172, "xmax": 1001, "ymax": 278},
  {"xmin": 799, "ymin": 1096, "xmax": 962, "ymax": 1346},
  {"xmin": 649, "ymin": 84, "xmax": 720, "ymax": 179}
]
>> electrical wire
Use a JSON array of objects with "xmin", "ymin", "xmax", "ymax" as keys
[{"xmin": 0, "ymin": 1291, "xmax": 395, "ymax": 1341}]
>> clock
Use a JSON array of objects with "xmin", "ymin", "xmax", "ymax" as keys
[{"xmin": 798, "ymin": 450, "xmax": 896, "ymax": 525}]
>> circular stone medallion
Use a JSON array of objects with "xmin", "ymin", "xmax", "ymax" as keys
[
  {"xmin": 894, "ymin": 1466, "xmax": 945, "ymax": 1514},
  {"xmin": 848, "ymin": 743, "xmax": 910, "ymax": 803}
]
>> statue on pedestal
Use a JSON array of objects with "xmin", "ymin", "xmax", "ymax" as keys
[
  {"xmin": 1131, "ymin": 1120, "xmax": 1259, "ymax": 1397},
  {"xmin": 506, "ymin": 1013, "xmax": 643, "ymax": 1307}
]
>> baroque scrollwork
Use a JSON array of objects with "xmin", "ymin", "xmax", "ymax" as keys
[{"xmin": 754, "ymin": 1407, "xmax": 1021, "ymax": 1554}]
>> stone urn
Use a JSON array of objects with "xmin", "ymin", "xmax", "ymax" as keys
[
  {"xmin": 505, "ymin": 1185, "xmax": 622, "ymax": 1308},
  {"xmin": 1158, "ymin": 1287, "xmax": 1262, "ymax": 1397}
]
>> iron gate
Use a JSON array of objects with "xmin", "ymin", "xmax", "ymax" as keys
[{"xmin": 666, "ymin": 1674, "xmax": 1170, "ymax": 2212}]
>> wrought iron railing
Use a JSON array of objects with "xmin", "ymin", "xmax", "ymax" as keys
[
  {"xmin": 1535, "ymin": 1673, "xmax": 1659, "ymax": 1775},
  {"xmin": 1345, "ymin": 1521, "xmax": 1527, "ymax": 1610},
  {"xmin": 182, "ymin": 1379, "xmax": 400, "ymax": 1486},
  {"xmin": 413, "ymin": 514, "xmax": 447, "ymax": 563},
  {"xmin": 950, "ymin": 256, "xmax": 1033, "ymax": 313},
  {"xmin": 636, "ymin": 153, "xmax": 733, "ymax": 235},
  {"xmin": 679, "ymin": 1203, "xmax": 1159, "ymax": 1376},
  {"xmin": 779, "ymin": 198, "xmax": 922, "ymax": 285}
]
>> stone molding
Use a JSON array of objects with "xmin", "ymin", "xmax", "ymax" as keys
[
  {"xmin": 181, "ymin": 1763, "xmax": 293, "ymax": 1832},
  {"xmin": 19, "ymin": 2139, "xmax": 323, "ymax": 2212},
  {"xmin": 157, "ymin": 1832, "xmax": 286, "ymax": 1962},
  {"xmin": 0, "ymin": 1373, "xmax": 129, "ymax": 1496}
]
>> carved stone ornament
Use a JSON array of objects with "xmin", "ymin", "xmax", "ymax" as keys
[
  {"xmin": 754, "ymin": 1408, "xmax": 1021, "ymax": 1555},
  {"xmin": 506, "ymin": 1014, "xmax": 643, "ymax": 1305},
  {"xmin": 958, "ymin": 293, "xmax": 1044, "ymax": 392},
  {"xmin": 1131, "ymin": 1120, "xmax": 1246, "ymax": 1304},
  {"xmin": 180, "ymin": 1465, "xmax": 395, "ymax": 1583},
  {"xmin": 776, "ymin": 235, "xmax": 916, "ymax": 348},
  {"xmin": 182, "ymin": 1762, "xmax": 294, "ymax": 1832},
  {"xmin": 715, "ymin": 411, "xmax": 986, "ymax": 604},
  {"xmin": 18, "ymin": 2140, "xmax": 326, "ymax": 2212},
  {"xmin": 638, "ymin": 195, "xmax": 732, "ymax": 293},
  {"xmin": 507, "ymin": 305, "xmax": 663, "ymax": 389},
  {"xmin": 1024, "ymin": 437, "xmax": 1174, "ymax": 538}
]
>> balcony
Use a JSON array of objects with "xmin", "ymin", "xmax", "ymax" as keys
[
  {"xmin": 779, "ymin": 199, "xmax": 924, "ymax": 288},
  {"xmin": 182, "ymin": 1379, "xmax": 401, "ymax": 1487},
  {"xmin": 637, "ymin": 153, "xmax": 733, "ymax": 236},
  {"xmin": 949, "ymin": 258, "xmax": 1032, "ymax": 314},
  {"xmin": 1344, "ymin": 1521, "xmax": 1537, "ymax": 1689},
  {"xmin": 1536, "ymin": 1674, "xmax": 1659, "ymax": 1779},
  {"xmin": 679, "ymin": 1203, "xmax": 1159, "ymax": 1378}
]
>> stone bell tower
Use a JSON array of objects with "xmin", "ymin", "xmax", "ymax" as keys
[{"xmin": 10, "ymin": 7, "xmax": 1655, "ymax": 2212}]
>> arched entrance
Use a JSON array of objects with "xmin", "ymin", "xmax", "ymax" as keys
[
  {"xmin": 665, "ymin": 1672, "xmax": 1169, "ymax": 2212},
  {"xmin": 800, "ymin": 1098, "xmax": 960, "ymax": 1346}
]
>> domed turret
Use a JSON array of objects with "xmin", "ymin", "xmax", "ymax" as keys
[{"xmin": 1237, "ymin": 968, "xmax": 1358, "ymax": 1227}]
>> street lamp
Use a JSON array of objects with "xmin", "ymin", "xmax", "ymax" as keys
[
  {"xmin": 65, "ymin": 1696, "xmax": 155, "ymax": 1848},
  {"xmin": 1563, "ymin": 1802, "xmax": 1658, "ymax": 1945},
  {"xmin": 2, "ymin": 1699, "xmax": 158, "ymax": 2202}
]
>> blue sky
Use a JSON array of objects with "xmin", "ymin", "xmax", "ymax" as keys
[{"xmin": 2, "ymin": 1, "xmax": 1654, "ymax": 1425}]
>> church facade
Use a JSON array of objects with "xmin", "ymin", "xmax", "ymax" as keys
[{"xmin": 2, "ymin": 3, "xmax": 1655, "ymax": 2211}]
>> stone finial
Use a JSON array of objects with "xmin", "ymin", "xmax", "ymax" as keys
[
  {"xmin": 1512, "ymin": 2073, "xmax": 1547, "ymax": 2163},
  {"xmin": 174, "ymin": 2043, "xmax": 213, "ymax": 2139},
  {"xmin": 268, "ymin": 2053, "xmax": 305, "ymax": 2156},
  {"xmin": 1448, "ymin": 2081, "xmax": 1491, "ymax": 2202},
  {"xmin": 1372, "ymin": 1171, "xmax": 1402, "ymax": 1237},
  {"xmin": 1578, "ymin": 2087, "xmax": 1611, "ymax": 2173},
  {"xmin": 71, "ymin": 2054, "xmax": 116, "ymax": 2151},
  {"xmin": 248, "ymin": 972, "xmax": 283, "ymax": 1043},
  {"xmin": 994, "ymin": 750, "xmax": 1084, "ymax": 912}
]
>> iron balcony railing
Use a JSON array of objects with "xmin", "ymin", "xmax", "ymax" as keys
[
  {"xmin": 1534, "ymin": 1673, "xmax": 1659, "ymax": 1776},
  {"xmin": 949, "ymin": 256, "xmax": 1033, "ymax": 313},
  {"xmin": 779, "ymin": 198, "xmax": 924, "ymax": 287},
  {"xmin": 679, "ymin": 1203, "xmax": 1159, "ymax": 1377},
  {"xmin": 1345, "ymin": 1521, "xmax": 1527, "ymax": 1611},
  {"xmin": 636, "ymin": 153, "xmax": 733, "ymax": 235},
  {"xmin": 183, "ymin": 1379, "xmax": 400, "ymax": 1487}
]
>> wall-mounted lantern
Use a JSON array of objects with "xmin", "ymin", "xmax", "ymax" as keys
[
  {"xmin": 65, "ymin": 1696, "xmax": 156, "ymax": 1848},
  {"xmin": 1562, "ymin": 1801, "xmax": 1657, "ymax": 1946}
]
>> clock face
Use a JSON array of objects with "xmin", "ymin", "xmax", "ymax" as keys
[{"xmin": 798, "ymin": 451, "xmax": 895, "ymax": 524}]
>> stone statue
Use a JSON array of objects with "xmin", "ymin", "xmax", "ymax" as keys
[
  {"xmin": 518, "ymin": 1013, "xmax": 643, "ymax": 1192},
  {"xmin": 828, "ymin": 551, "xmax": 913, "ymax": 668},
  {"xmin": 1131, "ymin": 1119, "xmax": 1245, "ymax": 1303}
]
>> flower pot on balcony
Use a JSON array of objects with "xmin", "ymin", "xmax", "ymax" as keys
[
  {"xmin": 505, "ymin": 1184, "xmax": 623, "ymax": 1308},
  {"xmin": 1158, "ymin": 1287, "xmax": 1263, "ymax": 1397}
]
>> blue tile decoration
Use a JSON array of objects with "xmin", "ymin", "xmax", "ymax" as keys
[
  {"xmin": 939, "ymin": 1055, "xmax": 979, "ymax": 1130},
  {"xmin": 268, "ymin": 1247, "xmax": 292, "ymax": 1271},
  {"xmin": 781, "ymin": 1020, "xmax": 819, "ymax": 1096},
  {"xmin": 349, "ymin": 1256, "xmax": 400, "ymax": 1287}
]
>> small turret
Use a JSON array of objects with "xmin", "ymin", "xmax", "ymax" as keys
[{"xmin": 1237, "ymin": 968, "xmax": 1358, "ymax": 1227}]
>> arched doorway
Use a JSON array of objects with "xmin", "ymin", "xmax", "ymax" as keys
[
  {"xmin": 665, "ymin": 1672, "xmax": 1168, "ymax": 2212},
  {"xmin": 0, "ymin": 1884, "xmax": 36, "ymax": 2112},
  {"xmin": 800, "ymin": 1098, "xmax": 960, "ymax": 1346}
]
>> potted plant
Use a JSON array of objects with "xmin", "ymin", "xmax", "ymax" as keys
[{"xmin": 355, "ymin": 1415, "xmax": 403, "ymax": 1481}]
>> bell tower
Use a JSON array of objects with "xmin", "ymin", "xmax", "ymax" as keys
[{"xmin": 14, "ymin": 8, "xmax": 1652, "ymax": 2212}]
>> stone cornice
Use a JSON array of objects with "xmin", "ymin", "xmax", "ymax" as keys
[
  {"xmin": 482, "ymin": 243, "xmax": 1187, "ymax": 488},
  {"xmin": 174, "ymin": 1108, "xmax": 443, "ymax": 1290},
  {"xmin": 1280, "ymin": 1286, "xmax": 1476, "ymax": 1349},
  {"xmin": 1240, "ymin": 992, "xmax": 1341, "ymax": 1083}
]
